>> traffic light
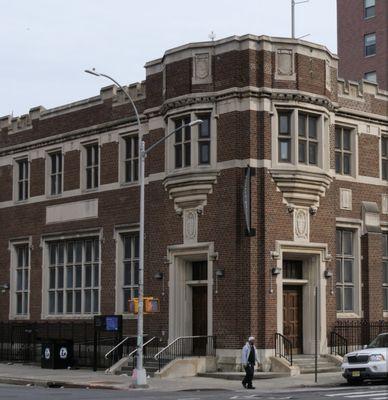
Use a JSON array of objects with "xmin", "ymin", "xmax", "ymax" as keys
[{"xmin": 128, "ymin": 297, "xmax": 160, "ymax": 314}]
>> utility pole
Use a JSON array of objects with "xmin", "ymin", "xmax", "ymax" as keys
[{"xmin": 291, "ymin": 0, "xmax": 309, "ymax": 39}]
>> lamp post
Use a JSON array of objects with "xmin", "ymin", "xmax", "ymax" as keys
[{"xmin": 85, "ymin": 68, "xmax": 201, "ymax": 386}]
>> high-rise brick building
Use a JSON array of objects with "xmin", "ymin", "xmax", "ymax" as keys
[
  {"xmin": 0, "ymin": 34, "xmax": 387, "ymax": 374},
  {"xmin": 337, "ymin": 0, "xmax": 388, "ymax": 89}
]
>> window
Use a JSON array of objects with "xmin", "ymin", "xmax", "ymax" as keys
[
  {"xmin": 123, "ymin": 135, "xmax": 139, "ymax": 183},
  {"xmin": 13, "ymin": 244, "xmax": 30, "ymax": 316},
  {"xmin": 47, "ymin": 239, "xmax": 100, "ymax": 315},
  {"xmin": 365, "ymin": 33, "xmax": 376, "ymax": 57},
  {"xmin": 16, "ymin": 158, "xmax": 29, "ymax": 201},
  {"xmin": 335, "ymin": 127, "xmax": 352, "ymax": 175},
  {"xmin": 382, "ymin": 136, "xmax": 388, "ymax": 181},
  {"xmin": 278, "ymin": 112, "xmax": 291, "ymax": 162},
  {"xmin": 172, "ymin": 113, "xmax": 213, "ymax": 170},
  {"xmin": 84, "ymin": 143, "xmax": 99, "ymax": 189},
  {"xmin": 298, "ymin": 114, "xmax": 318, "ymax": 165},
  {"xmin": 336, "ymin": 229, "xmax": 355, "ymax": 312},
  {"xmin": 277, "ymin": 110, "xmax": 322, "ymax": 166},
  {"xmin": 364, "ymin": 71, "xmax": 377, "ymax": 83},
  {"xmin": 121, "ymin": 233, "xmax": 139, "ymax": 313},
  {"xmin": 364, "ymin": 0, "xmax": 375, "ymax": 18},
  {"xmin": 198, "ymin": 115, "xmax": 211, "ymax": 165},
  {"xmin": 383, "ymin": 233, "xmax": 388, "ymax": 311},
  {"xmin": 174, "ymin": 116, "xmax": 191, "ymax": 168},
  {"xmin": 49, "ymin": 152, "xmax": 62, "ymax": 195}
]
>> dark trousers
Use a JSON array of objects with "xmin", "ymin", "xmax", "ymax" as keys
[{"xmin": 242, "ymin": 363, "xmax": 254, "ymax": 388}]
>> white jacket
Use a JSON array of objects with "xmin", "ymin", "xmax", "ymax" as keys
[{"xmin": 241, "ymin": 342, "xmax": 259, "ymax": 365}]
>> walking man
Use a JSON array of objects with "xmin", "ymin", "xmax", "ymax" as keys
[{"xmin": 241, "ymin": 336, "xmax": 259, "ymax": 389}]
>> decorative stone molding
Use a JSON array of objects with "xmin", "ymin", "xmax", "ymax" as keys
[
  {"xmin": 362, "ymin": 201, "xmax": 381, "ymax": 234},
  {"xmin": 340, "ymin": 188, "xmax": 352, "ymax": 210},
  {"xmin": 160, "ymin": 95, "xmax": 216, "ymax": 116},
  {"xmin": 382, "ymin": 194, "xmax": 388, "ymax": 215},
  {"xmin": 325, "ymin": 59, "xmax": 331, "ymax": 91},
  {"xmin": 183, "ymin": 209, "xmax": 198, "ymax": 244},
  {"xmin": 163, "ymin": 170, "xmax": 218, "ymax": 215},
  {"xmin": 192, "ymin": 52, "xmax": 212, "ymax": 85},
  {"xmin": 294, "ymin": 207, "xmax": 309, "ymax": 242},
  {"xmin": 269, "ymin": 169, "xmax": 332, "ymax": 208},
  {"xmin": 275, "ymin": 49, "xmax": 296, "ymax": 81}
]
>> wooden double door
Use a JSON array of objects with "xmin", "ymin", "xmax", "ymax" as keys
[{"xmin": 283, "ymin": 285, "xmax": 303, "ymax": 353}]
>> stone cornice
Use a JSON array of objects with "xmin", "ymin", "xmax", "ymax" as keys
[{"xmin": 144, "ymin": 87, "xmax": 340, "ymax": 119}]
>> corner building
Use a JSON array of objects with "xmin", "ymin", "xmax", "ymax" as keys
[{"xmin": 0, "ymin": 35, "xmax": 387, "ymax": 369}]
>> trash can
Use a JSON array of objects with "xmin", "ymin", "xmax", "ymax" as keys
[{"xmin": 41, "ymin": 339, "xmax": 74, "ymax": 369}]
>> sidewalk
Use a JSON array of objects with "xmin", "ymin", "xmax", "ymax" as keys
[{"xmin": 0, "ymin": 362, "xmax": 345, "ymax": 391}]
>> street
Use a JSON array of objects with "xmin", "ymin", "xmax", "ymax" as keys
[{"xmin": 1, "ymin": 383, "xmax": 388, "ymax": 400}]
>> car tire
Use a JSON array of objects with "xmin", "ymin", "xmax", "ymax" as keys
[{"xmin": 346, "ymin": 378, "xmax": 363, "ymax": 385}]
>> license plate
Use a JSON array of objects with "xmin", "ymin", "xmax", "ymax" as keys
[{"xmin": 352, "ymin": 371, "xmax": 361, "ymax": 377}]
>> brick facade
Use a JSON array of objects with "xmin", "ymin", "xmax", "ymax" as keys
[
  {"xmin": 337, "ymin": 0, "xmax": 388, "ymax": 90},
  {"xmin": 0, "ymin": 34, "xmax": 387, "ymax": 366}
]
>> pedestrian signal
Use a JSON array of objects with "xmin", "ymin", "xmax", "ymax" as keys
[{"xmin": 128, "ymin": 297, "xmax": 160, "ymax": 314}]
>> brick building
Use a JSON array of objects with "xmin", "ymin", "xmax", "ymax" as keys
[
  {"xmin": 0, "ymin": 34, "xmax": 387, "ymax": 370},
  {"xmin": 337, "ymin": 0, "xmax": 388, "ymax": 89}
]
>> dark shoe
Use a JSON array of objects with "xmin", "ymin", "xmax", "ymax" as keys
[
  {"xmin": 247, "ymin": 386, "xmax": 255, "ymax": 390},
  {"xmin": 242, "ymin": 381, "xmax": 246, "ymax": 388}
]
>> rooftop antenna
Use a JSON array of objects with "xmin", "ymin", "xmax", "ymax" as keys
[
  {"xmin": 209, "ymin": 31, "xmax": 216, "ymax": 42},
  {"xmin": 291, "ymin": 0, "xmax": 309, "ymax": 39}
]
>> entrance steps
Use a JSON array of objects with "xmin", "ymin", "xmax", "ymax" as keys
[
  {"xmin": 116, "ymin": 358, "xmax": 162, "ymax": 378},
  {"xmin": 292, "ymin": 355, "xmax": 341, "ymax": 374}
]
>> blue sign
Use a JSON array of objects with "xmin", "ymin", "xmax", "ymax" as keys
[{"xmin": 105, "ymin": 316, "xmax": 119, "ymax": 331}]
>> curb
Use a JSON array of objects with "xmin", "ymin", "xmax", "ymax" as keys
[{"xmin": 0, "ymin": 377, "xmax": 126, "ymax": 391}]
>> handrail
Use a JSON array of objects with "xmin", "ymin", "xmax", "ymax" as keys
[
  {"xmin": 274, "ymin": 333, "xmax": 293, "ymax": 366},
  {"xmin": 154, "ymin": 335, "xmax": 207, "ymax": 359},
  {"xmin": 128, "ymin": 336, "xmax": 157, "ymax": 358},
  {"xmin": 104, "ymin": 336, "xmax": 131, "ymax": 359},
  {"xmin": 330, "ymin": 331, "xmax": 348, "ymax": 356}
]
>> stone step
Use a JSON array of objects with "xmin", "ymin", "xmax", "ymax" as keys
[
  {"xmin": 294, "ymin": 363, "xmax": 335, "ymax": 368},
  {"xmin": 299, "ymin": 366, "xmax": 340, "ymax": 374}
]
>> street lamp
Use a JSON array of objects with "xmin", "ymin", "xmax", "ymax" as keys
[{"xmin": 85, "ymin": 68, "xmax": 202, "ymax": 386}]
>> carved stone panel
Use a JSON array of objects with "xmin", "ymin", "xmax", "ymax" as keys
[
  {"xmin": 192, "ymin": 52, "xmax": 212, "ymax": 85},
  {"xmin": 325, "ymin": 59, "xmax": 331, "ymax": 91},
  {"xmin": 183, "ymin": 209, "xmax": 198, "ymax": 244},
  {"xmin": 382, "ymin": 194, "xmax": 388, "ymax": 215},
  {"xmin": 275, "ymin": 49, "xmax": 296, "ymax": 81},
  {"xmin": 340, "ymin": 188, "xmax": 352, "ymax": 210},
  {"xmin": 294, "ymin": 207, "xmax": 309, "ymax": 242}
]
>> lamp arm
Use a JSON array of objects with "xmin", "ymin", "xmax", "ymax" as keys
[{"xmin": 98, "ymin": 73, "xmax": 141, "ymax": 132}]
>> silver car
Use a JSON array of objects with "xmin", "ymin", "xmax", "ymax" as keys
[{"xmin": 341, "ymin": 333, "xmax": 388, "ymax": 384}]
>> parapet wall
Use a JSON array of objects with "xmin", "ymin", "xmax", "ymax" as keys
[{"xmin": 0, "ymin": 81, "xmax": 146, "ymax": 136}]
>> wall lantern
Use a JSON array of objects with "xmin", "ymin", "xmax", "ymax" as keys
[
  {"xmin": 215, "ymin": 269, "xmax": 224, "ymax": 278},
  {"xmin": 215, "ymin": 269, "xmax": 225, "ymax": 294},
  {"xmin": 324, "ymin": 269, "xmax": 333, "ymax": 279},
  {"xmin": 324, "ymin": 269, "xmax": 335, "ymax": 295},
  {"xmin": 271, "ymin": 267, "xmax": 281, "ymax": 276},
  {"xmin": 154, "ymin": 272, "xmax": 165, "ymax": 296},
  {"xmin": 0, "ymin": 283, "xmax": 9, "ymax": 293}
]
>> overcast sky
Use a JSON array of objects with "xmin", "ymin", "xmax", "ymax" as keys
[{"xmin": 0, "ymin": 0, "xmax": 337, "ymax": 118}]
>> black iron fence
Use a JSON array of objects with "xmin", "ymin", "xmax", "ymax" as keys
[
  {"xmin": 330, "ymin": 320, "xmax": 388, "ymax": 355},
  {"xmin": 0, "ymin": 321, "xmax": 123, "ymax": 369}
]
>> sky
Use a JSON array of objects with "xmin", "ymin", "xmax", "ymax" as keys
[{"xmin": 0, "ymin": 0, "xmax": 337, "ymax": 118}]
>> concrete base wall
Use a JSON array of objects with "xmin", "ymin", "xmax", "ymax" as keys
[
  {"xmin": 215, "ymin": 348, "xmax": 275, "ymax": 372},
  {"xmin": 155, "ymin": 356, "xmax": 217, "ymax": 379}
]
